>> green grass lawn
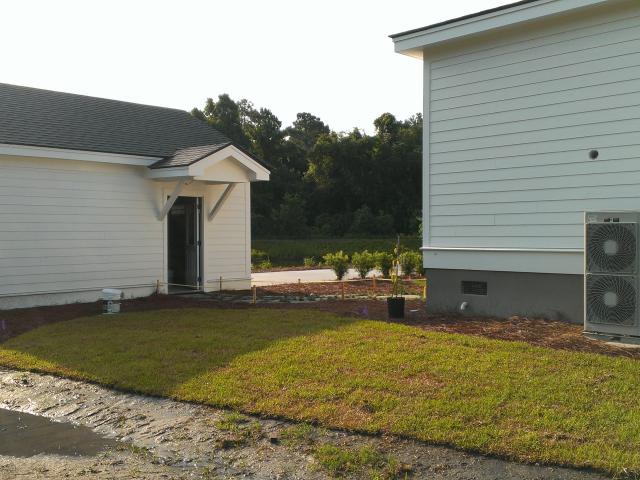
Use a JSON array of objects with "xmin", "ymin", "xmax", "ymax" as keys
[
  {"xmin": 0, "ymin": 308, "xmax": 638, "ymax": 475},
  {"xmin": 253, "ymin": 237, "xmax": 420, "ymax": 266}
]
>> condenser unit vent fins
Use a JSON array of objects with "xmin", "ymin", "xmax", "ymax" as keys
[
  {"xmin": 586, "ymin": 222, "xmax": 637, "ymax": 274},
  {"xmin": 461, "ymin": 281, "xmax": 487, "ymax": 296},
  {"xmin": 586, "ymin": 274, "xmax": 637, "ymax": 326}
]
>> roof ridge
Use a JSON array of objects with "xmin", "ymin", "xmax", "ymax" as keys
[
  {"xmin": 0, "ymin": 82, "xmax": 190, "ymax": 114},
  {"xmin": 389, "ymin": 0, "xmax": 542, "ymax": 39}
]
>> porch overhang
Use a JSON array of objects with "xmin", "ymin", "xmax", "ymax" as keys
[{"xmin": 147, "ymin": 143, "xmax": 270, "ymax": 183}]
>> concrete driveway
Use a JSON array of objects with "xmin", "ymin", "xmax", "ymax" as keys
[{"xmin": 251, "ymin": 268, "xmax": 381, "ymax": 286}]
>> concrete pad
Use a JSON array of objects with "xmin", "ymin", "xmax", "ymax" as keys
[{"xmin": 251, "ymin": 268, "xmax": 382, "ymax": 286}]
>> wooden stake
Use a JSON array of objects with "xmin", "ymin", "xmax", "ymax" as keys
[
  {"xmin": 341, "ymin": 282, "xmax": 345, "ymax": 300},
  {"xmin": 219, "ymin": 276, "xmax": 223, "ymax": 292},
  {"xmin": 252, "ymin": 285, "xmax": 257, "ymax": 304},
  {"xmin": 423, "ymin": 281, "xmax": 427, "ymax": 301}
]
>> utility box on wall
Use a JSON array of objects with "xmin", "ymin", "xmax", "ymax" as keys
[{"xmin": 102, "ymin": 289, "xmax": 123, "ymax": 314}]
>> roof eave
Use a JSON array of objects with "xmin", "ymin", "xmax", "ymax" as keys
[
  {"xmin": 148, "ymin": 143, "xmax": 270, "ymax": 183},
  {"xmin": 391, "ymin": 0, "xmax": 612, "ymax": 58},
  {"xmin": 150, "ymin": 141, "xmax": 271, "ymax": 172}
]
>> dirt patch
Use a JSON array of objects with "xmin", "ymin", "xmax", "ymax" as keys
[
  {"xmin": 0, "ymin": 368, "xmax": 608, "ymax": 480},
  {"xmin": 255, "ymin": 278, "xmax": 424, "ymax": 297}
]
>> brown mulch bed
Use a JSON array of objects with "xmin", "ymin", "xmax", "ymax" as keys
[
  {"xmin": 1, "ymin": 295, "xmax": 638, "ymax": 360},
  {"xmin": 256, "ymin": 279, "xmax": 424, "ymax": 297}
]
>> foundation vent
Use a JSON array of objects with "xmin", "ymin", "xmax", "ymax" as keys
[{"xmin": 461, "ymin": 281, "xmax": 487, "ymax": 296}]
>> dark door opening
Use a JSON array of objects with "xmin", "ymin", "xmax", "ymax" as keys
[{"xmin": 168, "ymin": 196, "xmax": 202, "ymax": 292}]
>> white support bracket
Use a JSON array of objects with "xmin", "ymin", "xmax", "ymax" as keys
[
  {"xmin": 208, "ymin": 183, "xmax": 236, "ymax": 221},
  {"xmin": 158, "ymin": 179, "xmax": 190, "ymax": 220}
]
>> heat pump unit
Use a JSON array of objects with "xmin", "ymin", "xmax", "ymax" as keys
[{"xmin": 584, "ymin": 211, "xmax": 640, "ymax": 343}]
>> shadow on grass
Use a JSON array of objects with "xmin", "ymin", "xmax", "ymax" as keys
[
  {"xmin": 1, "ymin": 307, "xmax": 640, "ymax": 476},
  {"xmin": 0, "ymin": 308, "xmax": 358, "ymax": 401}
]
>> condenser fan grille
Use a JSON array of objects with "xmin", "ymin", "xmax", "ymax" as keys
[
  {"xmin": 586, "ymin": 223, "xmax": 637, "ymax": 274},
  {"xmin": 586, "ymin": 275, "xmax": 637, "ymax": 326}
]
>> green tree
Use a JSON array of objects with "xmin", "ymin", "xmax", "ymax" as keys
[
  {"xmin": 191, "ymin": 95, "xmax": 423, "ymax": 239},
  {"xmin": 192, "ymin": 94, "xmax": 250, "ymax": 148},
  {"xmin": 271, "ymin": 193, "xmax": 308, "ymax": 237}
]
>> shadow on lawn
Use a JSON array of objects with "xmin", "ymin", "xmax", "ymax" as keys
[{"xmin": 0, "ymin": 307, "xmax": 359, "ymax": 401}]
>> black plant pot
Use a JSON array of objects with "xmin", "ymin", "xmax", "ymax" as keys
[{"xmin": 387, "ymin": 296, "xmax": 405, "ymax": 319}]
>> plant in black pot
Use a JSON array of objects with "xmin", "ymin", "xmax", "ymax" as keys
[{"xmin": 387, "ymin": 240, "xmax": 405, "ymax": 319}]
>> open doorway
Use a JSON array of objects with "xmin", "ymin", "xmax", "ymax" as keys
[{"xmin": 167, "ymin": 196, "xmax": 202, "ymax": 292}]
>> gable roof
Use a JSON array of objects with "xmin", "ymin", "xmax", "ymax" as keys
[
  {"xmin": 150, "ymin": 142, "xmax": 232, "ymax": 169},
  {"xmin": 0, "ymin": 83, "xmax": 232, "ymax": 159},
  {"xmin": 389, "ymin": 0, "xmax": 541, "ymax": 39}
]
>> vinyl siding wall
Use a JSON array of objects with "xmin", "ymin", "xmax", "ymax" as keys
[
  {"xmin": 0, "ymin": 155, "xmax": 250, "ymax": 308},
  {"xmin": 202, "ymin": 182, "xmax": 251, "ymax": 291},
  {"xmin": 424, "ymin": 2, "xmax": 640, "ymax": 273}
]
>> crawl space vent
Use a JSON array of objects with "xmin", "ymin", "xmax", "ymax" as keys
[{"xmin": 461, "ymin": 281, "xmax": 487, "ymax": 296}]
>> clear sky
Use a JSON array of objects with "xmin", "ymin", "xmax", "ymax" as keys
[{"xmin": 3, "ymin": 0, "xmax": 510, "ymax": 133}]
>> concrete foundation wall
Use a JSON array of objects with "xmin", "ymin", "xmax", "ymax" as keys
[
  {"xmin": 0, "ymin": 286, "xmax": 157, "ymax": 311},
  {"xmin": 425, "ymin": 269, "xmax": 583, "ymax": 324}
]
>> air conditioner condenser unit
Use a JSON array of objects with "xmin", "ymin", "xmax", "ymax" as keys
[{"xmin": 584, "ymin": 211, "xmax": 640, "ymax": 344}]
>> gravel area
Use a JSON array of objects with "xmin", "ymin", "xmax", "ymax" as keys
[{"xmin": 0, "ymin": 368, "xmax": 609, "ymax": 480}]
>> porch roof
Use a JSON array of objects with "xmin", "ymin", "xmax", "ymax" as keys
[{"xmin": 147, "ymin": 143, "xmax": 270, "ymax": 183}]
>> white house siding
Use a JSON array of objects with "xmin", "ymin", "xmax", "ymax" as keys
[
  {"xmin": 424, "ymin": 2, "xmax": 640, "ymax": 274},
  {"xmin": 200, "ymin": 182, "xmax": 251, "ymax": 292},
  {"xmin": 0, "ymin": 155, "xmax": 251, "ymax": 309}
]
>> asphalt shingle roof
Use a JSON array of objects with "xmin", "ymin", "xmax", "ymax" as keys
[
  {"xmin": 149, "ymin": 142, "xmax": 232, "ymax": 169},
  {"xmin": 0, "ymin": 83, "xmax": 232, "ymax": 158}
]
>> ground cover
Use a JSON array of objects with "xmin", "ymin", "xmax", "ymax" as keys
[{"xmin": 0, "ymin": 308, "xmax": 638, "ymax": 476}]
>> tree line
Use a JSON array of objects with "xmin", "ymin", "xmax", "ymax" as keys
[{"xmin": 192, "ymin": 94, "xmax": 422, "ymax": 238}]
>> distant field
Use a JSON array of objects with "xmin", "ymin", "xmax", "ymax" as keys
[{"xmin": 253, "ymin": 237, "xmax": 421, "ymax": 266}]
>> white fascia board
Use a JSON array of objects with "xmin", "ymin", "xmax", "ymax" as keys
[
  {"xmin": 392, "ymin": 0, "xmax": 611, "ymax": 57},
  {"xmin": 0, "ymin": 143, "xmax": 160, "ymax": 166},
  {"xmin": 189, "ymin": 145, "xmax": 270, "ymax": 181},
  {"xmin": 146, "ymin": 167, "xmax": 192, "ymax": 179},
  {"xmin": 422, "ymin": 246, "xmax": 583, "ymax": 275}
]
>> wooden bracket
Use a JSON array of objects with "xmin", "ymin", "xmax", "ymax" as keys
[
  {"xmin": 158, "ymin": 179, "xmax": 189, "ymax": 220},
  {"xmin": 208, "ymin": 183, "xmax": 236, "ymax": 221}
]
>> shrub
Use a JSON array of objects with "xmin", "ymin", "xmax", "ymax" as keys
[
  {"xmin": 410, "ymin": 251, "xmax": 423, "ymax": 276},
  {"xmin": 258, "ymin": 259, "xmax": 273, "ymax": 270},
  {"xmin": 251, "ymin": 237, "xmax": 421, "ymax": 266},
  {"xmin": 303, "ymin": 257, "xmax": 317, "ymax": 268},
  {"xmin": 374, "ymin": 251, "xmax": 393, "ymax": 278},
  {"xmin": 251, "ymin": 249, "xmax": 268, "ymax": 264},
  {"xmin": 351, "ymin": 250, "xmax": 376, "ymax": 279},
  {"xmin": 322, "ymin": 251, "xmax": 350, "ymax": 280},
  {"xmin": 399, "ymin": 251, "xmax": 422, "ymax": 276}
]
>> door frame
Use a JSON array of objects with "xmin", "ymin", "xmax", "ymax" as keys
[{"xmin": 164, "ymin": 193, "xmax": 204, "ymax": 291}]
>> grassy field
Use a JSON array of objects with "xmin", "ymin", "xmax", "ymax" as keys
[
  {"xmin": 0, "ymin": 308, "xmax": 638, "ymax": 476},
  {"xmin": 253, "ymin": 237, "xmax": 421, "ymax": 266}
]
